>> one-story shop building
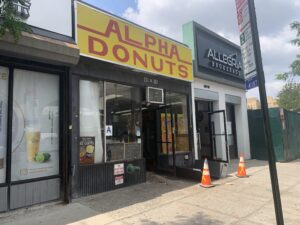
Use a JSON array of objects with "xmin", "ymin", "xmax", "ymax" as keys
[
  {"xmin": 0, "ymin": 0, "xmax": 250, "ymax": 211},
  {"xmin": 183, "ymin": 22, "xmax": 251, "ymax": 171},
  {"xmin": 71, "ymin": 1, "xmax": 194, "ymax": 198}
]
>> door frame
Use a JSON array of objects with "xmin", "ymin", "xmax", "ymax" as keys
[
  {"xmin": 156, "ymin": 106, "xmax": 176, "ymax": 174},
  {"xmin": 208, "ymin": 110, "xmax": 229, "ymax": 163},
  {"xmin": 0, "ymin": 56, "xmax": 68, "ymax": 211},
  {"xmin": 226, "ymin": 103, "xmax": 238, "ymax": 159}
]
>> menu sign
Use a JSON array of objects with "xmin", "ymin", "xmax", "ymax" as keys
[{"xmin": 80, "ymin": 137, "xmax": 95, "ymax": 164}]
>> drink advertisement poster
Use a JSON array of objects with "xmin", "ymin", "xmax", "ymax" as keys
[
  {"xmin": 11, "ymin": 70, "xmax": 60, "ymax": 181},
  {"xmin": 80, "ymin": 137, "xmax": 95, "ymax": 164}
]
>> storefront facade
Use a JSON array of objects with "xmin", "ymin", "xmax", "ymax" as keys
[
  {"xmin": 70, "ymin": 2, "xmax": 194, "ymax": 198},
  {"xmin": 183, "ymin": 22, "xmax": 250, "ymax": 167},
  {"xmin": 0, "ymin": 0, "xmax": 79, "ymax": 211}
]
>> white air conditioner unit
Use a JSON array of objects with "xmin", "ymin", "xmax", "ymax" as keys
[{"xmin": 146, "ymin": 87, "xmax": 164, "ymax": 104}]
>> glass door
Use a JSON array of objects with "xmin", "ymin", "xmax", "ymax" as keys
[
  {"xmin": 226, "ymin": 104, "xmax": 238, "ymax": 159},
  {"xmin": 156, "ymin": 106, "xmax": 175, "ymax": 172},
  {"xmin": 209, "ymin": 110, "xmax": 229, "ymax": 163},
  {"xmin": 195, "ymin": 100, "xmax": 213, "ymax": 159}
]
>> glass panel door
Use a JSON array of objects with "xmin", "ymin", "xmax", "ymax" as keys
[
  {"xmin": 209, "ymin": 110, "xmax": 229, "ymax": 163},
  {"xmin": 226, "ymin": 104, "xmax": 238, "ymax": 159},
  {"xmin": 157, "ymin": 106, "xmax": 175, "ymax": 172},
  {"xmin": 195, "ymin": 100, "xmax": 213, "ymax": 159}
]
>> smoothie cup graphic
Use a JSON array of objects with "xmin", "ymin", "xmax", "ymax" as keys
[
  {"xmin": 24, "ymin": 83, "xmax": 40, "ymax": 162},
  {"xmin": 26, "ymin": 127, "xmax": 41, "ymax": 162}
]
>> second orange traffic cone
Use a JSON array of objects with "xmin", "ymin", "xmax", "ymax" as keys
[
  {"xmin": 200, "ymin": 158, "xmax": 214, "ymax": 188},
  {"xmin": 236, "ymin": 154, "xmax": 248, "ymax": 178}
]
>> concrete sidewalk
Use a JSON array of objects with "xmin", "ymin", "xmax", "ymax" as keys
[{"xmin": 1, "ymin": 159, "xmax": 300, "ymax": 225}]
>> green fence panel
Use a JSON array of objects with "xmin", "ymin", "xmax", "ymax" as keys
[
  {"xmin": 285, "ymin": 110, "xmax": 300, "ymax": 161},
  {"xmin": 248, "ymin": 110, "xmax": 268, "ymax": 160},
  {"xmin": 248, "ymin": 108, "xmax": 285, "ymax": 161},
  {"xmin": 270, "ymin": 109, "xmax": 285, "ymax": 161}
]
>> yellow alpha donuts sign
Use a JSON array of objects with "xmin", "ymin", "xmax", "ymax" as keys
[{"xmin": 76, "ymin": 2, "xmax": 193, "ymax": 82}]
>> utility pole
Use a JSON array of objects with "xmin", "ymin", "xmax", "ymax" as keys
[{"xmin": 235, "ymin": 0, "xmax": 284, "ymax": 224}]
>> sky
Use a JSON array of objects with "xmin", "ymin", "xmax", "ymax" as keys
[{"xmin": 84, "ymin": 0, "xmax": 300, "ymax": 98}]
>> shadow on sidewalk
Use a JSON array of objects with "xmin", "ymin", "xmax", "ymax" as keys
[{"xmin": 77, "ymin": 172, "xmax": 197, "ymax": 214}]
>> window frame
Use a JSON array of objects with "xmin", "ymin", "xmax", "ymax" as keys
[
  {"xmin": 10, "ymin": 68, "xmax": 62, "ymax": 182},
  {"xmin": 0, "ymin": 56, "xmax": 66, "ymax": 186},
  {"xmin": 0, "ymin": 66, "xmax": 9, "ymax": 186},
  {"xmin": 78, "ymin": 78, "xmax": 144, "ymax": 166},
  {"xmin": 78, "ymin": 79, "xmax": 105, "ymax": 165}
]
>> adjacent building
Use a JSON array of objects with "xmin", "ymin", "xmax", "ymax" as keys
[
  {"xmin": 70, "ymin": 1, "xmax": 194, "ymax": 198},
  {"xmin": 247, "ymin": 96, "xmax": 279, "ymax": 109},
  {"xmin": 0, "ymin": 0, "xmax": 79, "ymax": 212},
  {"xmin": 183, "ymin": 22, "xmax": 251, "ymax": 163},
  {"xmin": 247, "ymin": 97, "xmax": 261, "ymax": 109}
]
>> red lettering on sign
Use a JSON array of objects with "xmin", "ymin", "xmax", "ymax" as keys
[
  {"xmin": 125, "ymin": 25, "xmax": 142, "ymax": 46},
  {"xmin": 88, "ymin": 36, "xmax": 108, "ymax": 56},
  {"xmin": 165, "ymin": 60, "xmax": 176, "ymax": 75},
  {"xmin": 158, "ymin": 39, "xmax": 168, "ymax": 55},
  {"xmin": 178, "ymin": 65, "xmax": 188, "ymax": 78},
  {"xmin": 169, "ymin": 44, "xmax": 180, "ymax": 61},
  {"xmin": 78, "ymin": 24, "xmax": 192, "ymax": 67},
  {"xmin": 145, "ymin": 34, "xmax": 156, "ymax": 48},
  {"xmin": 104, "ymin": 19, "xmax": 122, "ymax": 41},
  {"xmin": 133, "ymin": 50, "xmax": 148, "ymax": 68},
  {"xmin": 112, "ymin": 45, "xmax": 130, "ymax": 62},
  {"xmin": 151, "ymin": 56, "xmax": 163, "ymax": 72}
]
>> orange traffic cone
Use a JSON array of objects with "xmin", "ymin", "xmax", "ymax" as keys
[
  {"xmin": 236, "ymin": 154, "xmax": 248, "ymax": 178},
  {"xmin": 200, "ymin": 158, "xmax": 214, "ymax": 188}
]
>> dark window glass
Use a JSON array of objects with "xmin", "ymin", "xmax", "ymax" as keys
[{"xmin": 106, "ymin": 83, "xmax": 142, "ymax": 162}]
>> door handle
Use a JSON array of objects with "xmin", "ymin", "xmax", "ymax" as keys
[
  {"xmin": 197, "ymin": 132, "xmax": 201, "ymax": 151},
  {"xmin": 72, "ymin": 164, "xmax": 76, "ymax": 177}
]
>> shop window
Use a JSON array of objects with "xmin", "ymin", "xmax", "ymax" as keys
[
  {"xmin": 106, "ymin": 83, "xmax": 142, "ymax": 162},
  {"xmin": 79, "ymin": 80, "xmax": 105, "ymax": 164},
  {"xmin": 166, "ymin": 92, "xmax": 190, "ymax": 153},
  {"xmin": 11, "ymin": 69, "xmax": 60, "ymax": 181},
  {"xmin": 0, "ymin": 66, "xmax": 9, "ymax": 183}
]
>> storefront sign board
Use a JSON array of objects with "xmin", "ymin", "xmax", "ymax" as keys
[
  {"xmin": 76, "ymin": 2, "xmax": 193, "ymax": 82},
  {"xmin": 193, "ymin": 24, "xmax": 244, "ymax": 83}
]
